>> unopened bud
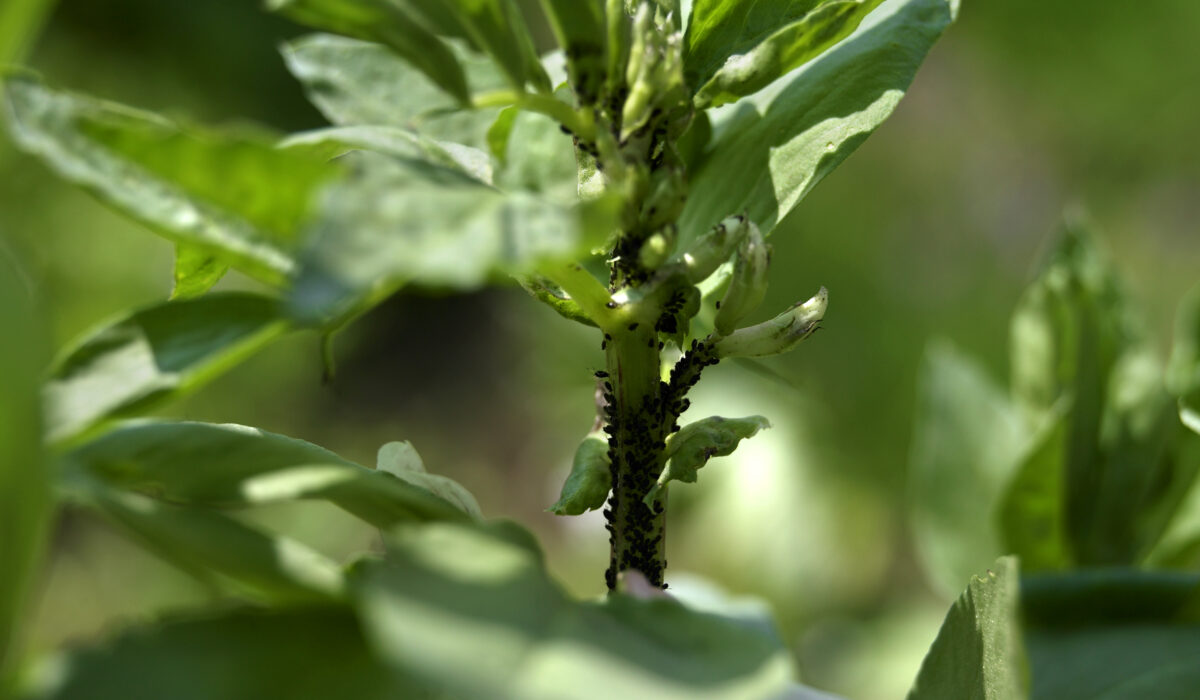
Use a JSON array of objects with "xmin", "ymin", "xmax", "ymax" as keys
[
  {"xmin": 680, "ymin": 215, "xmax": 749, "ymax": 282},
  {"xmin": 713, "ymin": 222, "xmax": 769, "ymax": 336},
  {"xmin": 713, "ymin": 287, "xmax": 827, "ymax": 358}
]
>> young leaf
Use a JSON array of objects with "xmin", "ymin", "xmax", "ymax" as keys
[
  {"xmin": 2, "ymin": 76, "xmax": 339, "ymax": 286},
  {"xmin": 72, "ymin": 482, "xmax": 344, "ymax": 603},
  {"xmin": 538, "ymin": 0, "xmax": 607, "ymax": 103},
  {"xmin": 548, "ymin": 432, "xmax": 611, "ymax": 516},
  {"xmin": 354, "ymin": 521, "xmax": 795, "ymax": 699},
  {"xmin": 268, "ymin": 0, "xmax": 472, "ymax": 105},
  {"xmin": 0, "ymin": 251, "xmax": 49, "ymax": 678},
  {"xmin": 20, "ymin": 607, "xmax": 406, "ymax": 700},
  {"xmin": 171, "ymin": 245, "xmax": 228, "ymax": 300},
  {"xmin": 908, "ymin": 342, "xmax": 1028, "ymax": 597},
  {"xmin": 67, "ymin": 421, "xmax": 475, "ymax": 525},
  {"xmin": 996, "ymin": 409, "xmax": 1070, "ymax": 572},
  {"xmin": 907, "ymin": 557, "xmax": 1027, "ymax": 700},
  {"xmin": 289, "ymin": 152, "xmax": 619, "ymax": 324},
  {"xmin": 645, "ymin": 416, "xmax": 770, "ymax": 505},
  {"xmin": 678, "ymin": 0, "xmax": 957, "ymax": 246},
  {"xmin": 693, "ymin": 0, "xmax": 885, "ymax": 109},
  {"xmin": 44, "ymin": 293, "xmax": 289, "ymax": 445},
  {"xmin": 376, "ymin": 441, "xmax": 483, "ymax": 519}
]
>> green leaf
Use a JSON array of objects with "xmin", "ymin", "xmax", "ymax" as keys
[
  {"xmin": 0, "ymin": 249, "xmax": 49, "ymax": 679},
  {"xmin": 71, "ymin": 481, "xmax": 344, "ymax": 603},
  {"xmin": 0, "ymin": 0, "xmax": 54, "ymax": 68},
  {"xmin": 1185, "ymin": 392, "xmax": 1200, "ymax": 437},
  {"xmin": 907, "ymin": 557, "xmax": 1027, "ymax": 700},
  {"xmin": 1167, "ymin": 284, "xmax": 1200, "ymax": 397},
  {"xmin": 645, "ymin": 415, "xmax": 770, "ymax": 505},
  {"xmin": 996, "ymin": 409, "xmax": 1070, "ymax": 572},
  {"xmin": 66, "ymin": 421, "xmax": 475, "ymax": 525},
  {"xmin": 684, "ymin": 0, "xmax": 824, "ymax": 89},
  {"xmin": 171, "ymin": 245, "xmax": 228, "ymax": 300},
  {"xmin": 908, "ymin": 342, "xmax": 1028, "ymax": 596},
  {"xmin": 281, "ymin": 125, "xmax": 495, "ymax": 184},
  {"xmin": 3, "ymin": 76, "xmax": 339, "ymax": 285},
  {"xmin": 491, "ymin": 106, "xmax": 578, "ymax": 201},
  {"xmin": 280, "ymin": 32, "xmax": 507, "ymax": 147},
  {"xmin": 268, "ymin": 0, "xmax": 472, "ymax": 105},
  {"xmin": 354, "ymin": 521, "xmax": 795, "ymax": 699},
  {"xmin": 375, "ymin": 441, "xmax": 482, "ymax": 519},
  {"xmin": 289, "ymin": 152, "xmax": 619, "ymax": 323},
  {"xmin": 1022, "ymin": 571, "xmax": 1200, "ymax": 700},
  {"xmin": 693, "ymin": 0, "xmax": 885, "ymax": 109},
  {"xmin": 538, "ymin": 0, "xmax": 607, "ymax": 102},
  {"xmin": 44, "ymin": 293, "xmax": 289, "ymax": 445},
  {"xmin": 548, "ymin": 432, "xmax": 611, "ymax": 515},
  {"xmin": 678, "ymin": 0, "xmax": 956, "ymax": 246},
  {"xmin": 20, "ymin": 607, "xmax": 406, "ymax": 700}
]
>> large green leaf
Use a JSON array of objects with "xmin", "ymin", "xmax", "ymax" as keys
[
  {"xmin": 907, "ymin": 557, "xmax": 1027, "ymax": 700},
  {"xmin": 268, "ymin": 0, "xmax": 472, "ymax": 105},
  {"xmin": 289, "ymin": 152, "xmax": 618, "ymax": 323},
  {"xmin": 19, "ymin": 607, "xmax": 404, "ymax": 700},
  {"xmin": 280, "ymin": 32, "xmax": 506, "ymax": 147},
  {"xmin": 693, "ymin": 0, "xmax": 885, "ymax": 109},
  {"xmin": 684, "ymin": 0, "xmax": 826, "ymax": 89},
  {"xmin": 44, "ymin": 293, "xmax": 289, "ymax": 445},
  {"xmin": 678, "ymin": 0, "xmax": 956, "ymax": 245},
  {"xmin": 909, "ymin": 342, "xmax": 1028, "ymax": 597},
  {"xmin": 68, "ymin": 481, "xmax": 344, "ymax": 603},
  {"xmin": 645, "ymin": 415, "xmax": 771, "ymax": 504},
  {"xmin": 2, "ymin": 76, "xmax": 338, "ymax": 285},
  {"xmin": 67, "ymin": 421, "xmax": 475, "ymax": 525},
  {"xmin": 354, "ymin": 521, "xmax": 796, "ymax": 699},
  {"xmin": 1022, "ymin": 571, "xmax": 1200, "ymax": 700},
  {"xmin": 0, "ymin": 250, "xmax": 49, "ymax": 680}
]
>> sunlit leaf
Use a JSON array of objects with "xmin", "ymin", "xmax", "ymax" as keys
[
  {"xmin": 375, "ymin": 441, "xmax": 482, "ymax": 519},
  {"xmin": 67, "ymin": 421, "xmax": 474, "ymax": 525},
  {"xmin": 2, "ymin": 76, "xmax": 338, "ymax": 285},
  {"xmin": 645, "ymin": 415, "xmax": 770, "ymax": 505},
  {"xmin": 354, "ymin": 521, "xmax": 795, "ymax": 699},
  {"xmin": 548, "ymin": 431, "xmax": 611, "ymax": 516},
  {"xmin": 907, "ymin": 557, "xmax": 1027, "ymax": 700},
  {"xmin": 171, "ymin": 245, "xmax": 228, "ymax": 300},
  {"xmin": 43, "ymin": 293, "xmax": 289, "ymax": 445},
  {"xmin": 679, "ymin": 0, "xmax": 957, "ymax": 245}
]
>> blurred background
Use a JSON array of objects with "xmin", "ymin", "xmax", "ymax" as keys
[{"xmin": 2, "ymin": 1, "xmax": 1199, "ymax": 698}]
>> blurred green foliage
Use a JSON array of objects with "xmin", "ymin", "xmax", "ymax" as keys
[{"xmin": 2, "ymin": 0, "xmax": 1199, "ymax": 698}]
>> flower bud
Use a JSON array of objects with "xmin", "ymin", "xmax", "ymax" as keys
[
  {"xmin": 679, "ymin": 215, "xmax": 749, "ymax": 283},
  {"xmin": 713, "ymin": 287, "xmax": 827, "ymax": 358},
  {"xmin": 713, "ymin": 222, "xmax": 769, "ymax": 336}
]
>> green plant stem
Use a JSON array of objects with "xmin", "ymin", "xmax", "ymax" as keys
[{"xmin": 603, "ymin": 307, "xmax": 669, "ymax": 590}]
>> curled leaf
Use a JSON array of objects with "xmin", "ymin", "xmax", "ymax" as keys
[
  {"xmin": 646, "ymin": 415, "xmax": 771, "ymax": 505},
  {"xmin": 548, "ymin": 432, "xmax": 611, "ymax": 516}
]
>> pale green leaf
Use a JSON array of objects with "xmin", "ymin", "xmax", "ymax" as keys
[
  {"xmin": 693, "ymin": 1, "xmax": 884, "ymax": 109},
  {"xmin": 289, "ymin": 152, "xmax": 619, "ymax": 323},
  {"xmin": 281, "ymin": 125, "xmax": 495, "ymax": 184},
  {"xmin": 67, "ymin": 421, "xmax": 474, "ymax": 525},
  {"xmin": 69, "ymin": 481, "xmax": 344, "ymax": 603},
  {"xmin": 376, "ymin": 441, "xmax": 482, "ymax": 519},
  {"xmin": 679, "ymin": 0, "xmax": 956, "ymax": 246},
  {"xmin": 908, "ymin": 342, "xmax": 1028, "ymax": 597},
  {"xmin": 907, "ymin": 557, "xmax": 1027, "ymax": 700},
  {"xmin": 3, "ymin": 76, "xmax": 339, "ymax": 285},
  {"xmin": 354, "ymin": 521, "xmax": 795, "ymax": 699},
  {"xmin": 44, "ymin": 293, "xmax": 289, "ymax": 445},
  {"xmin": 0, "ymin": 249, "xmax": 49, "ymax": 678},
  {"xmin": 548, "ymin": 432, "xmax": 611, "ymax": 516},
  {"xmin": 268, "ymin": 0, "xmax": 472, "ymax": 104},
  {"xmin": 645, "ymin": 415, "xmax": 770, "ymax": 505},
  {"xmin": 20, "ymin": 607, "xmax": 405, "ymax": 700},
  {"xmin": 171, "ymin": 245, "xmax": 228, "ymax": 300}
]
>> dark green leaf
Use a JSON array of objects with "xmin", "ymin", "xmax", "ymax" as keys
[
  {"xmin": 539, "ymin": 0, "xmax": 607, "ymax": 102},
  {"xmin": 3, "ymin": 76, "xmax": 338, "ymax": 285},
  {"xmin": 44, "ymin": 293, "xmax": 289, "ymax": 445},
  {"xmin": 679, "ymin": 0, "xmax": 957, "ymax": 246},
  {"xmin": 645, "ymin": 415, "xmax": 770, "ymax": 504},
  {"xmin": 1167, "ymin": 284, "xmax": 1200, "ymax": 397},
  {"xmin": 354, "ymin": 521, "xmax": 795, "ymax": 699},
  {"xmin": 268, "ymin": 0, "xmax": 472, "ymax": 105},
  {"xmin": 907, "ymin": 557, "xmax": 1027, "ymax": 700},
  {"xmin": 693, "ymin": 1, "xmax": 884, "ymax": 109},
  {"xmin": 171, "ymin": 245, "xmax": 228, "ymax": 300},
  {"xmin": 67, "ymin": 421, "xmax": 475, "ymax": 525},
  {"xmin": 19, "ymin": 607, "xmax": 405, "ymax": 700},
  {"xmin": 0, "ymin": 249, "xmax": 49, "ymax": 678},
  {"xmin": 909, "ymin": 342, "xmax": 1027, "ymax": 596},
  {"xmin": 289, "ymin": 152, "xmax": 619, "ymax": 323},
  {"xmin": 548, "ymin": 432, "xmax": 611, "ymax": 515}
]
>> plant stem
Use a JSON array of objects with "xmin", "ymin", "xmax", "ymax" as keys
[{"xmin": 603, "ymin": 308, "xmax": 669, "ymax": 590}]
